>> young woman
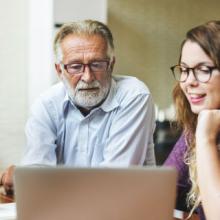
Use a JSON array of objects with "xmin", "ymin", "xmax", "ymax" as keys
[{"xmin": 165, "ymin": 21, "xmax": 220, "ymax": 220}]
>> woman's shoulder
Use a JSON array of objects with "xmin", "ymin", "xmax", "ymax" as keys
[{"xmin": 164, "ymin": 133, "xmax": 188, "ymax": 169}]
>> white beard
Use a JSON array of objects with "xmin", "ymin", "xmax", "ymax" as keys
[{"xmin": 62, "ymin": 75, "xmax": 110, "ymax": 109}]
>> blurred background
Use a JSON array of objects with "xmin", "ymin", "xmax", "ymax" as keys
[{"xmin": 0, "ymin": 0, "xmax": 219, "ymax": 170}]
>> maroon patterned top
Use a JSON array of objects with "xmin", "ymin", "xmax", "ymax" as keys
[{"xmin": 164, "ymin": 134, "xmax": 205, "ymax": 220}]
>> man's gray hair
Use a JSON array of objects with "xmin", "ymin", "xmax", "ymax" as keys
[{"xmin": 54, "ymin": 20, "xmax": 114, "ymax": 62}]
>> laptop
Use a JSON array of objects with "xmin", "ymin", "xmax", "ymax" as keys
[{"xmin": 14, "ymin": 166, "xmax": 177, "ymax": 220}]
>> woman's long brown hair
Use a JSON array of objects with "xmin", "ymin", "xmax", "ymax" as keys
[{"xmin": 173, "ymin": 20, "xmax": 220, "ymax": 216}]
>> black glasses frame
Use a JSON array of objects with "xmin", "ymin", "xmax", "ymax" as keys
[{"xmin": 170, "ymin": 64, "xmax": 218, "ymax": 83}]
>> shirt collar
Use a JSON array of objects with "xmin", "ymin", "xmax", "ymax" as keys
[
  {"xmin": 62, "ymin": 78, "xmax": 119, "ymax": 114},
  {"xmin": 63, "ymin": 92, "xmax": 70, "ymax": 110},
  {"xmin": 99, "ymin": 78, "xmax": 119, "ymax": 112}
]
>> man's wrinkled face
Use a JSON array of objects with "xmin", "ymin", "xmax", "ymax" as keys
[{"xmin": 56, "ymin": 34, "xmax": 114, "ymax": 109}]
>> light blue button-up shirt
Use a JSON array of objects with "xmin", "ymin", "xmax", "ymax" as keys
[{"xmin": 22, "ymin": 75, "xmax": 155, "ymax": 167}]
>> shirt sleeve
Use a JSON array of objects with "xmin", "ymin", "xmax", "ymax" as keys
[
  {"xmin": 21, "ymin": 98, "xmax": 58, "ymax": 166},
  {"xmin": 100, "ymin": 93, "xmax": 156, "ymax": 166}
]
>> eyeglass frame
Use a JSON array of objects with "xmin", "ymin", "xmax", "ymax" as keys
[
  {"xmin": 170, "ymin": 64, "xmax": 218, "ymax": 83},
  {"xmin": 60, "ymin": 59, "xmax": 111, "ymax": 75}
]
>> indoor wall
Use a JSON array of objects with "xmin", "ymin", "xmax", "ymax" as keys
[
  {"xmin": 0, "ymin": 0, "xmax": 28, "ymax": 170},
  {"xmin": 108, "ymin": 0, "xmax": 220, "ymax": 109}
]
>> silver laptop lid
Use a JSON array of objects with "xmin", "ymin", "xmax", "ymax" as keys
[{"xmin": 14, "ymin": 166, "xmax": 177, "ymax": 220}]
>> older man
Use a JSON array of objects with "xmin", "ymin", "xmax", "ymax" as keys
[{"xmin": 1, "ymin": 20, "xmax": 155, "ymax": 193}]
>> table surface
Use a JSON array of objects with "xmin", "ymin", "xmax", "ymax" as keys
[{"xmin": 0, "ymin": 192, "xmax": 14, "ymax": 203}]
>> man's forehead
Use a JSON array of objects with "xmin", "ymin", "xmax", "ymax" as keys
[
  {"xmin": 60, "ymin": 34, "xmax": 109, "ymax": 62},
  {"xmin": 61, "ymin": 34, "xmax": 107, "ymax": 49}
]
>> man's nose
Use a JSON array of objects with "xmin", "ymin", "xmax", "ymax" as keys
[{"xmin": 81, "ymin": 66, "xmax": 95, "ymax": 83}]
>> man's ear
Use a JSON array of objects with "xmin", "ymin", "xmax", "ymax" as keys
[
  {"xmin": 55, "ymin": 63, "xmax": 62, "ymax": 78},
  {"xmin": 109, "ymin": 56, "xmax": 115, "ymax": 74}
]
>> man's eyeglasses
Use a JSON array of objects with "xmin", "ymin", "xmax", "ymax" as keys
[
  {"xmin": 170, "ymin": 64, "xmax": 218, "ymax": 83},
  {"xmin": 61, "ymin": 60, "xmax": 110, "ymax": 75}
]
